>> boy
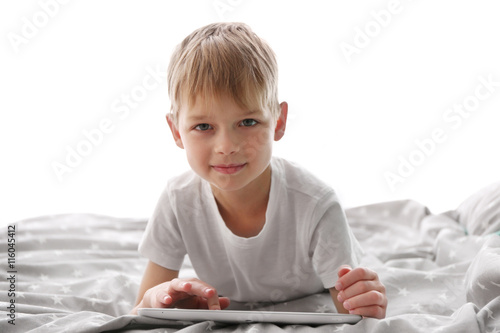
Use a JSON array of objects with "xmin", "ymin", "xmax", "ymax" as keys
[{"xmin": 132, "ymin": 22, "xmax": 387, "ymax": 318}]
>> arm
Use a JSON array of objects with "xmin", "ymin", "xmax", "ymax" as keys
[
  {"xmin": 330, "ymin": 265, "xmax": 387, "ymax": 319},
  {"xmin": 131, "ymin": 260, "xmax": 179, "ymax": 314}
]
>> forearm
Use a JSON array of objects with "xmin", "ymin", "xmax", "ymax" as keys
[{"xmin": 131, "ymin": 261, "xmax": 179, "ymax": 314}]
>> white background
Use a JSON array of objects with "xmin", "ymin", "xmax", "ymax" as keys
[{"xmin": 1, "ymin": 0, "xmax": 499, "ymax": 227}]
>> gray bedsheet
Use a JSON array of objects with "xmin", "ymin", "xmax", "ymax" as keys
[{"xmin": 1, "ymin": 184, "xmax": 500, "ymax": 332}]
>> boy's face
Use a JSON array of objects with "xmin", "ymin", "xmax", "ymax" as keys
[{"xmin": 167, "ymin": 94, "xmax": 287, "ymax": 193}]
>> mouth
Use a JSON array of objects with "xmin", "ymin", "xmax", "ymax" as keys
[{"xmin": 211, "ymin": 163, "xmax": 247, "ymax": 175}]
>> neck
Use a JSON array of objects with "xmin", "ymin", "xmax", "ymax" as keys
[{"xmin": 210, "ymin": 165, "xmax": 272, "ymax": 220}]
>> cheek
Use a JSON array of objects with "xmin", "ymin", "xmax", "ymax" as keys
[
  {"xmin": 183, "ymin": 136, "xmax": 208, "ymax": 164},
  {"xmin": 241, "ymin": 130, "xmax": 273, "ymax": 159}
]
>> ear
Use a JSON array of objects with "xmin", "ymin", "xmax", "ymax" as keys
[
  {"xmin": 166, "ymin": 114, "xmax": 184, "ymax": 149},
  {"xmin": 274, "ymin": 102, "xmax": 288, "ymax": 141}
]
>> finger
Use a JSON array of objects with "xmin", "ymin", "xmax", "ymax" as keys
[
  {"xmin": 174, "ymin": 296, "xmax": 207, "ymax": 309},
  {"xmin": 168, "ymin": 279, "xmax": 221, "ymax": 310},
  {"xmin": 155, "ymin": 289, "xmax": 174, "ymax": 308},
  {"xmin": 337, "ymin": 265, "xmax": 352, "ymax": 279},
  {"xmin": 338, "ymin": 279, "xmax": 385, "ymax": 302},
  {"xmin": 336, "ymin": 267, "xmax": 379, "ymax": 291},
  {"xmin": 200, "ymin": 287, "xmax": 221, "ymax": 310},
  {"xmin": 218, "ymin": 297, "xmax": 231, "ymax": 309},
  {"xmin": 165, "ymin": 279, "xmax": 194, "ymax": 303},
  {"xmin": 342, "ymin": 290, "xmax": 387, "ymax": 314},
  {"xmin": 183, "ymin": 280, "xmax": 221, "ymax": 310},
  {"xmin": 176, "ymin": 296, "xmax": 231, "ymax": 310},
  {"xmin": 347, "ymin": 305, "xmax": 386, "ymax": 319}
]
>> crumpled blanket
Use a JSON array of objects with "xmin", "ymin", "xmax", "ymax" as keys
[{"xmin": 1, "ymin": 182, "xmax": 499, "ymax": 332}]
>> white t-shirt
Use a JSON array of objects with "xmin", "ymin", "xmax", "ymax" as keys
[{"xmin": 139, "ymin": 157, "xmax": 363, "ymax": 303}]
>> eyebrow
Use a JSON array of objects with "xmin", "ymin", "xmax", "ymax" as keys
[
  {"xmin": 185, "ymin": 114, "xmax": 209, "ymax": 121},
  {"xmin": 186, "ymin": 109, "xmax": 260, "ymax": 121}
]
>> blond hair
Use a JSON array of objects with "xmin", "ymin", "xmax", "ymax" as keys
[{"xmin": 167, "ymin": 22, "xmax": 280, "ymax": 124}]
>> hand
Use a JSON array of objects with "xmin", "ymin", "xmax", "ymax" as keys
[
  {"xmin": 334, "ymin": 265, "xmax": 387, "ymax": 318},
  {"xmin": 139, "ymin": 277, "xmax": 230, "ymax": 311}
]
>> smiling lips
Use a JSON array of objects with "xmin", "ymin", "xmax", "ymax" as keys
[{"xmin": 212, "ymin": 163, "xmax": 247, "ymax": 175}]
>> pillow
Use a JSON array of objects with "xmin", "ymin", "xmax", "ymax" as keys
[{"xmin": 456, "ymin": 181, "xmax": 500, "ymax": 236}]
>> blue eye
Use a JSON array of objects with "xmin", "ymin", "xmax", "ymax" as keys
[
  {"xmin": 241, "ymin": 119, "xmax": 258, "ymax": 127},
  {"xmin": 194, "ymin": 123, "xmax": 212, "ymax": 131}
]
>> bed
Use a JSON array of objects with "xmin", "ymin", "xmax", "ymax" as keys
[{"xmin": 1, "ymin": 182, "xmax": 499, "ymax": 332}]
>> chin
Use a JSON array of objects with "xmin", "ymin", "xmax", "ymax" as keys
[{"xmin": 210, "ymin": 177, "xmax": 248, "ymax": 192}]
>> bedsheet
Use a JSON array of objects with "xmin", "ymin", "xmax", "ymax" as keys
[{"xmin": 1, "ymin": 183, "xmax": 500, "ymax": 332}]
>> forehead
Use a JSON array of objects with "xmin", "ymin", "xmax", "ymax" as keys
[{"xmin": 181, "ymin": 94, "xmax": 266, "ymax": 120}]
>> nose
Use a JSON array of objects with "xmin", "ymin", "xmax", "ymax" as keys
[{"xmin": 214, "ymin": 129, "xmax": 240, "ymax": 155}]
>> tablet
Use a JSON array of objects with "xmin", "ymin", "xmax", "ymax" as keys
[{"xmin": 138, "ymin": 308, "xmax": 362, "ymax": 325}]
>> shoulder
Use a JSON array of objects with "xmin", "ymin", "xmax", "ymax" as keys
[
  {"xmin": 271, "ymin": 156, "xmax": 336, "ymax": 202},
  {"xmin": 167, "ymin": 169, "xmax": 201, "ymax": 191},
  {"xmin": 158, "ymin": 169, "xmax": 203, "ymax": 205}
]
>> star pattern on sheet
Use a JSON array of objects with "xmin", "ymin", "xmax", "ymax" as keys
[
  {"xmin": 244, "ymin": 302, "xmax": 260, "ymax": 310},
  {"xmin": 88, "ymin": 314, "xmax": 109, "ymax": 326},
  {"xmin": 483, "ymin": 306, "xmax": 496, "ymax": 320},
  {"xmin": 398, "ymin": 287, "xmax": 410, "ymax": 296},
  {"xmin": 424, "ymin": 272, "xmax": 436, "ymax": 282},
  {"xmin": 22, "ymin": 252, "xmax": 34, "ymax": 259},
  {"xmin": 42, "ymin": 314, "xmax": 59, "ymax": 327},
  {"xmin": 73, "ymin": 269, "xmax": 83, "ymax": 278},
  {"xmin": 245, "ymin": 325, "xmax": 260, "ymax": 333},
  {"xmin": 51, "ymin": 295, "xmax": 63, "ymax": 306},
  {"xmin": 48, "ymin": 314, "xmax": 60, "ymax": 321},
  {"xmin": 29, "ymin": 284, "xmax": 40, "ymax": 291},
  {"xmin": 118, "ymin": 299, "xmax": 131, "ymax": 307},
  {"xmin": 438, "ymin": 292, "xmax": 448, "ymax": 301},
  {"xmin": 88, "ymin": 297, "xmax": 102, "ymax": 306},
  {"xmin": 124, "ymin": 279, "xmax": 133, "ymax": 288},
  {"xmin": 60, "ymin": 285, "xmax": 72, "ymax": 294},
  {"xmin": 411, "ymin": 303, "xmax": 422, "ymax": 312},
  {"xmin": 449, "ymin": 250, "xmax": 456, "ymax": 260},
  {"xmin": 334, "ymin": 324, "xmax": 347, "ymax": 331},
  {"xmin": 316, "ymin": 304, "xmax": 331, "ymax": 313},
  {"xmin": 206, "ymin": 320, "xmax": 217, "ymax": 331}
]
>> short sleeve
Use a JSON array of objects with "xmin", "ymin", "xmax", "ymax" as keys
[
  {"xmin": 138, "ymin": 187, "xmax": 187, "ymax": 270},
  {"xmin": 310, "ymin": 192, "xmax": 364, "ymax": 289}
]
